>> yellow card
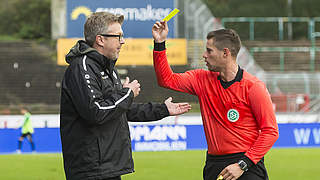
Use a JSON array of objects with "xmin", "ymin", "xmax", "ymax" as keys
[
  {"xmin": 216, "ymin": 175, "xmax": 224, "ymax": 180},
  {"xmin": 162, "ymin": 8, "xmax": 180, "ymax": 21}
]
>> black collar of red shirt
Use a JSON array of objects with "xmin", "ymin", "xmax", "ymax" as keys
[{"xmin": 218, "ymin": 66, "xmax": 243, "ymax": 89}]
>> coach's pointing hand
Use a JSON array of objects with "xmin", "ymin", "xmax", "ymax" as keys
[{"xmin": 123, "ymin": 77, "xmax": 141, "ymax": 97}]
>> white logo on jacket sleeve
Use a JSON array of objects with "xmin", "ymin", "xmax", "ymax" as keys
[
  {"xmin": 101, "ymin": 71, "xmax": 108, "ymax": 79},
  {"xmin": 227, "ymin": 109, "xmax": 239, "ymax": 122},
  {"xmin": 113, "ymin": 71, "xmax": 117, "ymax": 79}
]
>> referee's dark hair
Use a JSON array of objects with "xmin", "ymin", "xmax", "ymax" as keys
[{"xmin": 207, "ymin": 29, "xmax": 241, "ymax": 58}]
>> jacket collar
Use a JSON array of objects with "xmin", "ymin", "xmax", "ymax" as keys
[
  {"xmin": 66, "ymin": 40, "xmax": 117, "ymax": 74},
  {"xmin": 86, "ymin": 49, "xmax": 116, "ymax": 74}
]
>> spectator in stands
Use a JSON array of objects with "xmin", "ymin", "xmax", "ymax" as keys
[
  {"xmin": 152, "ymin": 21, "xmax": 279, "ymax": 180},
  {"xmin": 17, "ymin": 107, "xmax": 35, "ymax": 154},
  {"xmin": 60, "ymin": 12, "xmax": 191, "ymax": 180}
]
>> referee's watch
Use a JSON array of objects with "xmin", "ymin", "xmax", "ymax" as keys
[{"xmin": 238, "ymin": 160, "xmax": 249, "ymax": 172}]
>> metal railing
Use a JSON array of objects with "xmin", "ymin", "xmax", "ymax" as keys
[
  {"xmin": 265, "ymin": 72, "xmax": 320, "ymax": 114},
  {"xmin": 265, "ymin": 73, "xmax": 320, "ymax": 99},
  {"xmin": 249, "ymin": 46, "xmax": 320, "ymax": 72},
  {"xmin": 221, "ymin": 17, "xmax": 320, "ymax": 40}
]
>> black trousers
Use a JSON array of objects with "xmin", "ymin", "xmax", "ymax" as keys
[
  {"xmin": 203, "ymin": 152, "xmax": 269, "ymax": 180},
  {"xmin": 103, "ymin": 176, "xmax": 121, "ymax": 180}
]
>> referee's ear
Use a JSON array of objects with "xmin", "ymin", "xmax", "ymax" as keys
[{"xmin": 223, "ymin": 48, "xmax": 231, "ymax": 58}]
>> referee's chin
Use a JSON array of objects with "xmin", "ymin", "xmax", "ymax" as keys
[{"xmin": 207, "ymin": 66, "xmax": 218, "ymax": 72}]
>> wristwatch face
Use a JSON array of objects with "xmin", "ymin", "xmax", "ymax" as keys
[{"xmin": 238, "ymin": 160, "xmax": 248, "ymax": 171}]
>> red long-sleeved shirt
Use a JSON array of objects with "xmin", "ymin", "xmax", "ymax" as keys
[{"xmin": 153, "ymin": 49, "xmax": 279, "ymax": 164}]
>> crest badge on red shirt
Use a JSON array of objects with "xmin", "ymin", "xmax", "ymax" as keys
[{"xmin": 227, "ymin": 109, "xmax": 239, "ymax": 122}]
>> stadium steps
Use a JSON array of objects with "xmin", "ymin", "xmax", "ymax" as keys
[
  {"xmin": 242, "ymin": 40, "xmax": 320, "ymax": 72},
  {"xmin": 0, "ymin": 41, "xmax": 65, "ymax": 105}
]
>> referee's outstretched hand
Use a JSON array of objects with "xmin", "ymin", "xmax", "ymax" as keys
[{"xmin": 164, "ymin": 97, "xmax": 191, "ymax": 116}]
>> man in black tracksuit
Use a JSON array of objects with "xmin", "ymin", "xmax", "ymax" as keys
[{"xmin": 60, "ymin": 12, "xmax": 191, "ymax": 180}]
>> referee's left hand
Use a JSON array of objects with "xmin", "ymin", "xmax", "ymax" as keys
[{"xmin": 218, "ymin": 163, "xmax": 244, "ymax": 180}]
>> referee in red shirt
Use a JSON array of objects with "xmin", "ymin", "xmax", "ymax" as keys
[{"xmin": 152, "ymin": 21, "xmax": 279, "ymax": 180}]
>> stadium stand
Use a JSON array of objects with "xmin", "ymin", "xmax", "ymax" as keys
[
  {"xmin": 0, "ymin": 41, "xmax": 198, "ymax": 113},
  {"xmin": 244, "ymin": 40, "xmax": 320, "ymax": 72},
  {"xmin": 1, "ymin": 11, "xmax": 320, "ymax": 115},
  {"xmin": 1, "ymin": 39, "xmax": 319, "ymax": 114},
  {"xmin": 0, "ymin": 41, "xmax": 65, "ymax": 113}
]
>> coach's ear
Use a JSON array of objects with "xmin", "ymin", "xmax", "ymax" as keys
[{"xmin": 95, "ymin": 35, "xmax": 105, "ymax": 47}]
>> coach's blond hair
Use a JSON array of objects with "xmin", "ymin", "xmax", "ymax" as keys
[{"xmin": 84, "ymin": 12, "xmax": 124, "ymax": 47}]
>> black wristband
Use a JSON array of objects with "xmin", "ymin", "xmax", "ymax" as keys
[
  {"xmin": 154, "ymin": 41, "xmax": 166, "ymax": 51},
  {"xmin": 242, "ymin": 156, "xmax": 254, "ymax": 168}
]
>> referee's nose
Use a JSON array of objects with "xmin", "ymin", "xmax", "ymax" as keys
[{"xmin": 203, "ymin": 51, "xmax": 208, "ymax": 61}]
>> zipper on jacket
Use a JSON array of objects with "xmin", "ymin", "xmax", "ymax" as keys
[{"xmin": 97, "ymin": 138, "xmax": 102, "ymax": 165}]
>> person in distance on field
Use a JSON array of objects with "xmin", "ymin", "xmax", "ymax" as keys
[{"xmin": 17, "ymin": 108, "xmax": 35, "ymax": 154}]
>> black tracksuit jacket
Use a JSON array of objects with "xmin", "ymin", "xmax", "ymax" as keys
[{"xmin": 60, "ymin": 40, "xmax": 169, "ymax": 180}]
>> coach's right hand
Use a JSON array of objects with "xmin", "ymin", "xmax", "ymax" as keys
[
  {"xmin": 152, "ymin": 20, "xmax": 168, "ymax": 43},
  {"xmin": 123, "ymin": 77, "xmax": 141, "ymax": 97}
]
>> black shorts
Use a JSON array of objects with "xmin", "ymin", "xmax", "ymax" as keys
[
  {"xmin": 203, "ymin": 152, "xmax": 269, "ymax": 180},
  {"xmin": 103, "ymin": 176, "xmax": 121, "ymax": 180},
  {"xmin": 21, "ymin": 132, "xmax": 32, "ymax": 138}
]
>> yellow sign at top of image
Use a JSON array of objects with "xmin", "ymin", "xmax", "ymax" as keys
[{"xmin": 162, "ymin": 8, "xmax": 180, "ymax": 22}]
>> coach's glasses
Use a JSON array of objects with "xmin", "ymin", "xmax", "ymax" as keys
[{"xmin": 99, "ymin": 34, "xmax": 124, "ymax": 42}]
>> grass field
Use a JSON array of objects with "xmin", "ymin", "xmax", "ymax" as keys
[{"xmin": 0, "ymin": 148, "xmax": 319, "ymax": 180}]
